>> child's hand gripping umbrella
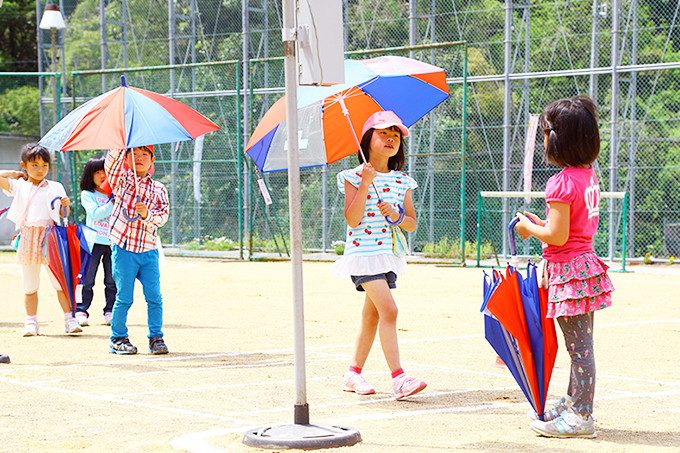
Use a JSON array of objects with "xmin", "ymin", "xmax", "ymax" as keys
[{"xmin": 245, "ymin": 55, "xmax": 451, "ymax": 225}]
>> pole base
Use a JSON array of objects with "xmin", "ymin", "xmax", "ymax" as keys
[{"xmin": 243, "ymin": 423, "xmax": 361, "ymax": 450}]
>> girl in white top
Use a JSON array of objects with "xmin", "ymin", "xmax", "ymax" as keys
[
  {"xmin": 0, "ymin": 143, "xmax": 82, "ymax": 336},
  {"xmin": 331, "ymin": 111, "xmax": 427, "ymax": 400}
]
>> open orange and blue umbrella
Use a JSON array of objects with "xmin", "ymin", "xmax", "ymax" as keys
[
  {"xmin": 245, "ymin": 56, "xmax": 450, "ymax": 173},
  {"xmin": 43, "ymin": 199, "xmax": 96, "ymax": 313},
  {"xmin": 480, "ymin": 217, "xmax": 558, "ymax": 421},
  {"xmin": 38, "ymin": 76, "xmax": 219, "ymax": 152}
]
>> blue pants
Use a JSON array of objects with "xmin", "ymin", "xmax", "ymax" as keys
[
  {"xmin": 76, "ymin": 244, "xmax": 116, "ymax": 316},
  {"xmin": 110, "ymin": 244, "xmax": 163, "ymax": 341}
]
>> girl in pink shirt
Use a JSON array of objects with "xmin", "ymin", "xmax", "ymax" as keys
[{"xmin": 516, "ymin": 96, "xmax": 614, "ymax": 439}]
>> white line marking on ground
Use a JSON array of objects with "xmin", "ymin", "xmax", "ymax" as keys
[
  {"xmin": 0, "ymin": 374, "xmax": 259, "ymax": 426},
  {"xmin": 550, "ymin": 367, "xmax": 680, "ymax": 387},
  {"xmin": 170, "ymin": 387, "xmax": 680, "ymax": 453}
]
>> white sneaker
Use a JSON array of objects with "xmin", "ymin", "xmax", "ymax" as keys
[
  {"xmin": 65, "ymin": 317, "xmax": 83, "ymax": 334},
  {"xmin": 530, "ymin": 409, "xmax": 596, "ymax": 438},
  {"xmin": 392, "ymin": 374, "xmax": 427, "ymax": 400},
  {"xmin": 75, "ymin": 312, "xmax": 89, "ymax": 326},
  {"xmin": 22, "ymin": 320, "xmax": 39, "ymax": 337},
  {"xmin": 342, "ymin": 371, "xmax": 376, "ymax": 395},
  {"xmin": 103, "ymin": 312, "xmax": 113, "ymax": 326}
]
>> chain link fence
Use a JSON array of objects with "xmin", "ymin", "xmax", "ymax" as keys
[{"xmin": 2, "ymin": 0, "xmax": 678, "ymax": 262}]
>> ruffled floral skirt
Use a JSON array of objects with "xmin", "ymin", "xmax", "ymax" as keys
[{"xmin": 546, "ymin": 252, "xmax": 614, "ymax": 318}]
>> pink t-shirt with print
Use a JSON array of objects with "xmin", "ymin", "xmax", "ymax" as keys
[{"xmin": 542, "ymin": 166, "xmax": 601, "ymax": 262}]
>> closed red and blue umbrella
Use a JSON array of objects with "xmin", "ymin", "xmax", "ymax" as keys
[
  {"xmin": 480, "ymin": 217, "xmax": 558, "ymax": 421},
  {"xmin": 43, "ymin": 200, "xmax": 97, "ymax": 313}
]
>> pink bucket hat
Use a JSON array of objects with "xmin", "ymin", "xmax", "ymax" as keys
[{"xmin": 361, "ymin": 110, "xmax": 409, "ymax": 137}]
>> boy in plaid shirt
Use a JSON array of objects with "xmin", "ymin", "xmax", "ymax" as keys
[{"xmin": 104, "ymin": 146, "xmax": 169, "ymax": 355}]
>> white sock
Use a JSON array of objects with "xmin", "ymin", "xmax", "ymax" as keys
[
  {"xmin": 64, "ymin": 312, "xmax": 74, "ymax": 320},
  {"xmin": 26, "ymin": 315, "xmax": 37, "ymax": 323}
]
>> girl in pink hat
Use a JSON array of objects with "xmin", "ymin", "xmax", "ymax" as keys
[{"xmin": 331, "ymin": 110, "xmax": 427, "ymax": 400}]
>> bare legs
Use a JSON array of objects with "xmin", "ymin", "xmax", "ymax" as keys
[
  {"xmin": 24, "ymin": 290, "xmax": 73, "ymax": 316},
  {"xmin": 350, "ymin": 279, "xmax": 401, "ymax": 373}
]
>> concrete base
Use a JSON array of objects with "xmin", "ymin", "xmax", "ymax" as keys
[{"xmin": 243, "ymin": 423, "xmax": 361, "ymax": 450}]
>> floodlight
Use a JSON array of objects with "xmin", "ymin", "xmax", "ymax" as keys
[{"xmin": 40, "ymin": 4, "xmax": 66, "ymax": 30}]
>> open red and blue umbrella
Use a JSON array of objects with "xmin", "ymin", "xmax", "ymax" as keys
[
  {"xmin": 245, "ymin": 56, "xmax": 450, "ymax": 173},
  {"xmin": 39, "ymin": 76, "xmax": 219, "ymax": 221},
  {"xmin": 38, "ymin": 76, "xmax": 219, "ymax": 152},
  {"xmin": 43, "ymin": 199, "xmax": 96, "ymax": 313},
  {"xmin": 480, "ymin": 217, "xmax": 558, "ymax": 421}
]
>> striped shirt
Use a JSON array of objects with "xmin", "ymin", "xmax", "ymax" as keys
[
  {"xmin": 337, "ymin": 165, "xmax": 417, "ymax": 257},
  {"xmin": 104, "ymin": 148, "xmax": 169, "ymax": 253}
]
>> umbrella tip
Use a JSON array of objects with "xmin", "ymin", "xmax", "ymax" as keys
[{"xmin": 121, "ymin": 75, "xmax": 127, "ymax": 87}]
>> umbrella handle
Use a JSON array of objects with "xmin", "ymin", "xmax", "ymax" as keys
[
  {"xmin": 380, "ymin": 201, "xmax": 405, "ymax": 226},
  {"xmin": 50, "ymin": 196, "xmax": 68, "ymax": 226},
  {"xmin": 508, "ymin": 216, "xmax": 536, "ymax": 268},
  {"xmin": 121, "ymin": 195, "xmax": 141, "ymax": 222}
]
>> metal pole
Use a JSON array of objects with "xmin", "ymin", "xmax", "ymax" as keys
[
  {"xmin": 502, "ymin": 0, "xmax": 513, "ymax": 257},
  {"xmin": 409, "ymin": 0, "xmax": 417, "ymax": 252},
  {"xmin": 589, "ymin": 0, "xmax": 600, "ymax": 101},
  {"xmin": 460, "ymin": 46, "xmax": 468, "ymax": 263},
  {"xmin": 282, "ymin": 0, "xmax": 308, "ymax": 425},
  {"xmin": 169, "ymin": 0, "xmax": 178, "ymax": 247},
  {"xmin": 627, "ymin": 0, "xmax": 638, "ymax": 260},
  {"xmin": 51, "ymin": 29, "xmax": 58, "ymax": 127},
  {"xmin": 100, "ymin": 0, "xmax": 107, "ymax": 92},
  {"xmin": 609, "ymin": 0, "xmax": 620, "ymax": 261},
  {"xmin": 242, "ymin": 0, "xmax": 251, "ymax": 257}
]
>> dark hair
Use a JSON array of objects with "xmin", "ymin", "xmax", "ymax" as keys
[
  {"xmin": 358, "ymin": 126, "xmax": 405, "ymax": 171},
  {"xmin": 80, "ymin": 155, "xmax": 106, "ymax": 191},
  {"xmin": 540, "ymin": 95, "xmax": 600, "ymax": 167},
  {"xmin": 20, "ymin": 143, "xmax": 52, "ymax": 167}
]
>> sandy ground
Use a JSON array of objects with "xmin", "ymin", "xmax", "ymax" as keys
[{"xmin": 0, "ymin": 251, "xmax": 678, "ymax": 453}]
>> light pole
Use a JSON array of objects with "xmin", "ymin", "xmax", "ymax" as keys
[{"xmin": 39, "ymin": 3, "xmax": 66, "ymax": 127}]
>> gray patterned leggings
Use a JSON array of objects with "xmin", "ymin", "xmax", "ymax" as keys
[{"xmin": 557, "ymin": 311, "xmax": 595, "ymax": 415}]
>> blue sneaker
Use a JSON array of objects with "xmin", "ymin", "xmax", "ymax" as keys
[{"xmin": 109, "ymin": 337, "xmax": 138, "ymax": 355}]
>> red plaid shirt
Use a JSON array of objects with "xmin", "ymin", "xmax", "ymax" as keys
[{"xmin": 104, "ymin": 148, "xmax": 169, "ymax": 253}]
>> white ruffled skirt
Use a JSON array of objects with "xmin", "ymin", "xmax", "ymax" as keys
[{"xmin": 330, "ymin": 254, "xmax": 407, "ymax": 279}]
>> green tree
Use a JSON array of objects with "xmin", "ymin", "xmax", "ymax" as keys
[
  {"xmin": 0, "ymin": 0, "xmax": 37, "ymax": 72},
  {"xmin": 0, "ymin": 85, "xmax": 40, "ymax": 134}
]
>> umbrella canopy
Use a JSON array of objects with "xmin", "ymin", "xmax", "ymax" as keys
[
  {"xmin": 245, "ymin": 56, "xmax": 450, "ymax": 173},
  {"xmin": 43, "ymin": 201, "xmax": 97, "ymax": 312},
  {"xmin": 38, "ymin": 77, "xmax": 218, "ymax": 221},
  {"xmin": 480, "ymin": 218, "xmax": 558, "ymax": 421},
  {"xmin": 39, "ymin": 75, "xmax": 219, "ymax": 152}
]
